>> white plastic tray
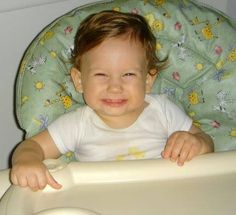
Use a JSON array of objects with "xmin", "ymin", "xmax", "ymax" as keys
[{"xmin": 1, "ymin": 150, "xmax": 236, "ymax": 215}]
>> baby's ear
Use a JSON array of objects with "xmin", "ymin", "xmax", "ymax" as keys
[
  {"xmin": 71, "ymin": 67, "xmax": 83, "ymax": 93},
  {"xmin": 145, "ymin": 69, "xmax": 158, "ymax": 93}
]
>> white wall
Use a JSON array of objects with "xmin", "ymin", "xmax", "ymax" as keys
[
  {"xmin": 0, "ymin": 0, "xmax": 98, "ymax": 170},
  {"xmin": 0, "ymin": 0, "xmax": 235, "ymax": 170}
]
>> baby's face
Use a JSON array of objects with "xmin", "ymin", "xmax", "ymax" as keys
[{"xmin": 71, "ymin": 37, "xmax": 156, "ymax": 128}]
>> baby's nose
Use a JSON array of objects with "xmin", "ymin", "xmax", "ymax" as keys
[{"xmin": 107, "ymin": 78, "xmax": 123, "ymax": 93}]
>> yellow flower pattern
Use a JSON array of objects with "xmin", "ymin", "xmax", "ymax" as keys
[
  {"xmin": 145, "ymin": 14, "xmax": 164, "ymax": 31},
  {"xmin": 116, "ymin": 147, "xmax": 146, "ymax": 161},
  {"xmin": 60, "ymin": 95, "xmax": 73, "ymax": 109},
  {"xmin": 188, "ymin": 91, "xmax": 199, "ymax": 105},
  {"xmin": 227, "ymin": 49, "xmax": 236, "ymax": 62},
  {"xmin": 40, "ymin": 31, "xmax": 55, "ymax": 45}
]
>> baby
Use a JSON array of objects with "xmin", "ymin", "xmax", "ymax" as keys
[{"xmin": 11, "ymin": 10, "xmax": 214, "ymax": 191}]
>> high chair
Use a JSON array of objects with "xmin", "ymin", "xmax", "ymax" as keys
[{"xmin": 1, "ymin": 0, "xmax": 236, "ymax": 214}]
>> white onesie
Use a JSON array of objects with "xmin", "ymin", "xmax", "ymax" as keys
[{"xmin": 47, "ymin": 94, "xmax": 192, "ymax": 161}]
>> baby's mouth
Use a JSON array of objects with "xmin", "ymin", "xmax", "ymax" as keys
[{"xmin": 101, "ymin": 98, "xmax": 127, "ymax": 107}]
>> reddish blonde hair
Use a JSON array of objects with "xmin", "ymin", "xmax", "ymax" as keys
[{"xmin": 71, "ymin": 10, "xmax": 167, "ymax": 75}]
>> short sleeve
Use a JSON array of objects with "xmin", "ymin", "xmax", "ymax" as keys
[
  {"xmin": 150, "ymin": 94, "xmax": 192, "ymax": 137},
  {"xmin": 162, "ymin": 95, "xmax": 192, "ymax": 136},
  {"xmin": 47, "ymin": 108, "xmax": 84, "ymax": 154}
]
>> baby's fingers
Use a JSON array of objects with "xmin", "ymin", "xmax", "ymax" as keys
[
  {"xmin": 186, "ymin": 147, "xmax": 198, "ymax": 162},
  {"xmin": 27, "ymin": 174, "xmax": 41, "ymax": 191},
  {"xmin": 10, "ymin": 171, "xmax": 19, "ymax": 186},
  {"xmin": 37, "ymin": 174, "xmax": 47, "ymax": 190},
  {"xmin": 162, "ymin": 133, "xmax": 178, "ymax": 159},
  {"xmin": 11, "ymin": 171, "xmax": 28, "ymax": 187},
  {"xmin": 177, "ymin": 144, "xmax": 192, "ymax": 166},
  {"xmin": 45, "ymin": 170, "xmax": 62, "ymax": 190}
]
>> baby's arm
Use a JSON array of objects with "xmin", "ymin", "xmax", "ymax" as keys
[
  {"xmin": 10, "ymin": 130, "xmax": 62, "ymax": 191},
  {"xmin": 161, "ymin": 124, "xmax": 214, "ymax": 166}
]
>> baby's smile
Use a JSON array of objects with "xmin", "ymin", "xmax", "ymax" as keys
[{"xmin": 101, "ymin": 98, "xmax": 128, "ymax": 107}]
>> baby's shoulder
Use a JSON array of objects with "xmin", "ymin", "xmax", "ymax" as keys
[
  {"xmin": 55, "ymin": 105, "xmax": 89, "ymax": 122},
  {"xmin": 146, "ymin": 93, "xmax": 169, "ymax": 106}
]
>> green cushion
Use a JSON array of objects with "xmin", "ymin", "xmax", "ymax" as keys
[{"xmin": 16, "ymin": 0, "xmax": 236, "ymax": 156}]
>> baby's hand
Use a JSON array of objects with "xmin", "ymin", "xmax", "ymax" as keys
[
  {"xmin": 161, "ymin": 131, "xmax": 205, "ymax": 166},
  {"xmin": 10, "ymin": 160, "xmax": 62, "ymax": 191}
]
